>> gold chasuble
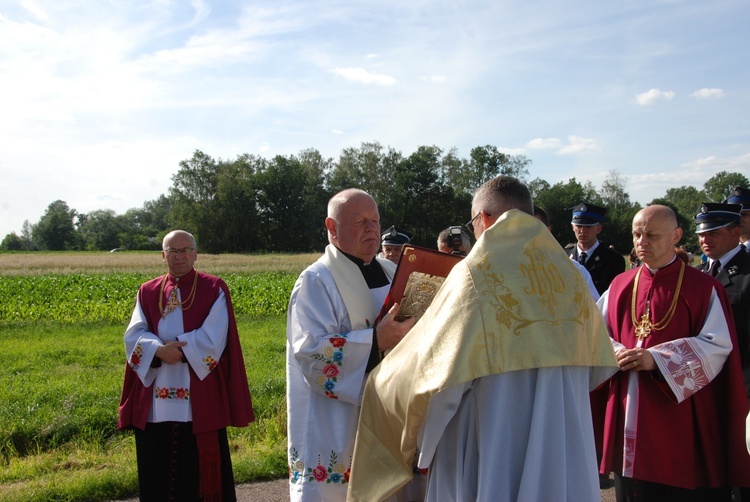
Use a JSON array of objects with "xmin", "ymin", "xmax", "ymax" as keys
[{"xmin": 348, "ymin": 210, "xmax": 617, "ymax": 501}]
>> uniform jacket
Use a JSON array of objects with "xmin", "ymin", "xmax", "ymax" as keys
[
  {"xmin": 567, "ymin": 242, "xmax": 625, "ymax": 295},
  {"xmin": 699, "ymin": 250, "xmax": 750, "ymax": 389}
]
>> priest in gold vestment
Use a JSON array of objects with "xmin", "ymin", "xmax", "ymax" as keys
[{"xmin": 348, "ymin": 176, "xmax": 618, "ymax": 502}]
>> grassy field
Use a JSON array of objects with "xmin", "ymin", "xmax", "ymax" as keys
[{"xmin": 0, "ymin": 251, "xmax": 317, "ymax": 501}]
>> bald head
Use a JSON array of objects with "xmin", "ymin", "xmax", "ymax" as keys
[
  {"xmin": 632, "ymin": 205, "xmax": 682, "ymax": 269},
  {"xmin": 635, "ymin": 205, "xmax": 678, "ymax": 229},
  {"xmin": 328, "ymin": 189, "xmax": 372, "ymax": 220}
]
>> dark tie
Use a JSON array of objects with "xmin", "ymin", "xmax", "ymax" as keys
[
  {"xmin": 708, "ymin": 260, "xmax": 721, "ymax": 277},
  {"xmin": 578, "ymin": 252, "xmax": 587, "ymax": 265}
]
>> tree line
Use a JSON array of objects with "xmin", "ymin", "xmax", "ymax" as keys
[{"xmin": 2, "ymin": 142, "xmax": 747, "ymax": 255}]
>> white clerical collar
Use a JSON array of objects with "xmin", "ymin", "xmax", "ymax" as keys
[
  {"xmin": 711, "ymin": 245, "xmax": 742, "ymax": 268},
  {"xmin": 645, "ymin": 255, "xmax": 677, "ymax": 274},
  {"xmin": 578, "ymin": 239, "xmax": 600, "ymax": 256}
]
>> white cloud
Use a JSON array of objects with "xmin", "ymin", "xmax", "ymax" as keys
[
  {"xmin": 259, "ymin": 142, "xmax": 271, "ymax": 153},
  {"xmin": 498, "ymin": 146, "xmax": 527, "ymax": 155},
  {"xmin": 680, "ymin": 152, "xmax": 750, "ymax": 172},
  {"xmin": 626, "ymin": 152, "xmax": 750, "ymax": 204},
  {"xmin": 526, "ymin": 137, "xmax": 562, "ymax": 150},
  {"xmin": 332, "ymin": 129, "xmax": 345, "ymax": 135},
  {"xmin": 634, "ymin": 88, "xmax": 675, "ymax": 106},
  {"xmin": 525, "ymin": 136, "xmax": 598, "ymax": 155},
  {"xmin": 690, "ymin": 88, "xmax": 725, "ymax": 99},
  {"xmin": 558, "ymin": 136, "xmax": 600, "ymax": 155},
  {"xmin": 20, "ymin": 0, "xmax": 52, "ymax": 23},
  {"xmin": 332, "ymin": 68, "xmax": 397, "ymax": 85}
]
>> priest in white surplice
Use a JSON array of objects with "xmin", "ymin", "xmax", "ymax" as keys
[
  {"xmin": 348, "ymin": 176, "xmax": 619, "ymax": 502},
  {"xmin": 286, "ymin": 189, "xmax": 416, "ymax": 502}
]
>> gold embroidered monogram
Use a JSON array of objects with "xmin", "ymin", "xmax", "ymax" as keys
[{"xmin": 477, "ymin": 239, "xmax": 590, "ymax": 335}]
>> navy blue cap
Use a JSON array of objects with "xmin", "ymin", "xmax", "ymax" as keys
[
  {"xmin": 571, "ymin": 203, "xmax": 606, "ymax": 226},
  {"xmin": 694, "ymin": 202, "xmax": 742, "ymax": 234},
  {"xmin": 381, "ymin": 226, "xmax": 411, "ymax": 246},
  {"xmin": 724, "ymin": 186, "xmax": 750, "ymax": 212}
]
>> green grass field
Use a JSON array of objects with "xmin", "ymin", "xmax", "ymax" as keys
[{"xmin": 0, "ymin": 252, "xmax": 315, "ymax": 501}]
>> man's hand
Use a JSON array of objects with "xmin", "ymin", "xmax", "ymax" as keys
[
  {"xmin": 155, "ymin": 340, "xmax": 188, "ymax": 365},
  {"xmin": 376, "ymin": 303, "xmax": 417, "ymax": 352},
  {"xmin": 616, "ymin": 347, "xmax": 655, "ymax": 372}
]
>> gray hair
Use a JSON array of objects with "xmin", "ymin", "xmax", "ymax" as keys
[{"xmin": 473, "ymin": 175, "xmax": 533, "ymax": 217}]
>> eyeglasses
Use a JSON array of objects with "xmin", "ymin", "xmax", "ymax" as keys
[
  {"xmin": 164, "ymin": 247, "xmax": 195, "ymax": 255},
  {"xmin": 465, "ymin": 212, "xmax": 482, "ymax": 235}
]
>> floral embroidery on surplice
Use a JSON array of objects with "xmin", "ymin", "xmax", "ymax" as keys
[
  {"xmin": 203, "ymin": 354, "xmax": 218, "ymax": 371},
  {"xmin": 129, "ymin": 344, "xmax": 144, "ymax": 370},
  {"xmin": 312, "ymin": 335, "xmax": 347, "ymax": 399},
  {"xmin": 305, "ymin": 450, "xmax": 350, "ymax": 484},
  {"xmin": 289, "ymin": 448, "xmax": 351, "ymax": 485},
  {"xmin": 155, "ymin": 386, "xmax": 190, "ymax": 400}
]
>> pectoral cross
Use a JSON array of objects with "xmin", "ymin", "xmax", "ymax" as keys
[
  {"xmin": 634, "ymin": 302, "xmax": 652, "ymax": 341},
  {"xmin": 163, "ymin": 288, "xmax": 180, "ymax": 318}
]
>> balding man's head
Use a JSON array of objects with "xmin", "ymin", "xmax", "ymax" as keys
[
  {"xmin": 325, "ymin": 189, "xmax": 381, "ymax": 263},
  {"xmin": 632, "ymin": 205, "xmax": 682, "ymax": 269}
]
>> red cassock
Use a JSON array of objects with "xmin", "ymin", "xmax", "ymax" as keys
[
  {"xmin": 118, "ymin": 269, "xmax": 254, "ymax": 433},
  {"xmin": 600, "ymin": 259, "xmax": 750, "ymax": 489}
]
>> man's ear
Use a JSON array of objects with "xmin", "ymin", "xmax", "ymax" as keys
[
  {"xmin": 672, "ymin": 227, "xmax": 683, "ymax": 245},
  {"xmin": 325, "ymin": 217, "xmax": 336, "ymax": 237},
  {"xmin": 480, "ymin": 211, "xmax": 497, "ymax": 230}
]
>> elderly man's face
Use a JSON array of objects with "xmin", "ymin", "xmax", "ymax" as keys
[
  {"xmin": 699, "ymin": 225, "xmax": 741, "ymax": 259},
  {"xmin": 330, "ymin": 193, "xmax": 381, "ymax": 262},
  {"xmin": 162, "ymin": 233, "xmax": 198, "ymax": 278}
]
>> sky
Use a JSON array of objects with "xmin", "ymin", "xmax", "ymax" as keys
[{"xmin": 1, "ymin": 0, "xmax": 749, "ymax": 238}]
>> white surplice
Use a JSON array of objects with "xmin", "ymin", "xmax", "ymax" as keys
[
  {"xmin": 124, "ymin": 288, "xmax": 229, "ymax": 423},
  {"xmin": 286, "ymin": 246, "xmax": 394, "ymax": 502},
  {"xmin": 417, "ymin": 366, "xmax": 614, "ymax": 502}
]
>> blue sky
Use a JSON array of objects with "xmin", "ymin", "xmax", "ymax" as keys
[{"xmin": 1, "ymin": 0, "xmax": 749, "ymax": 239}]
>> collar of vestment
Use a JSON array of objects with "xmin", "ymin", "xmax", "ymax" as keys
[
  {"xmin": 644, "ymin": 255, "xmax": 677, "ymax": 275},
  {"xmin": 321, "ymin": 245, "xmax": 396, "ymax": 330},
  {"xmin": 338, "ymin": 247, "xmax": 390, "ymax": 288},
  {"xmin": 165, "ymin": 268, "xmax": 196, "ymax": 288}
]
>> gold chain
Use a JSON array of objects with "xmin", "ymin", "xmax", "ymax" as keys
[
  {"xmin": 631, "ymin": 260, "xmax": 685, "ymax": 341},
  {"xmin": 159, "ymin": 272, "xmax": 198, "ymax": 318}
]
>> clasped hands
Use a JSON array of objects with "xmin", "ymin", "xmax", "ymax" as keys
[
  {"xmin": 155, "ymin": 340, "xmax": 188, "ymax": 365},
  {"xmin": 616, "ymin": 347, "xmax": 656, "ymax": 372}
]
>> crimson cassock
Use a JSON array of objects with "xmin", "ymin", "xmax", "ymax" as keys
[
  {"xmin": 600, "ymin": 259, "xmax": 750, "ymax": 489},
  {"xmin": 118, "ymin": 269, "xmax": 254, "ymax": 496}
]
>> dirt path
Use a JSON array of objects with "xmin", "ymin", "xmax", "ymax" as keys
[{"xmin": 117, "ymin": 477, "xmax": 617, "ymax": 501}]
